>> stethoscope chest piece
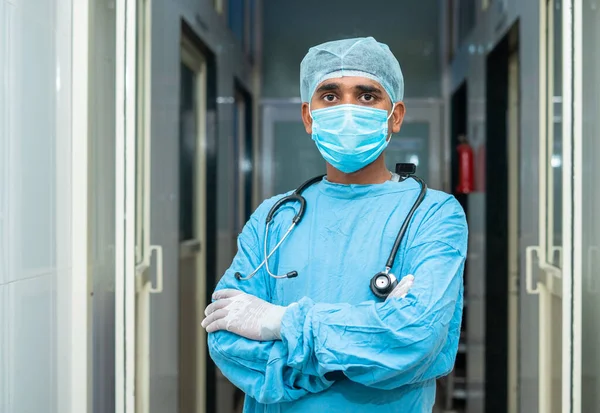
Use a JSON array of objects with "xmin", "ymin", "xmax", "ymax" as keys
[{"xmin": 370, "ymin": 271, "xmax": 398, "ymax": 299}]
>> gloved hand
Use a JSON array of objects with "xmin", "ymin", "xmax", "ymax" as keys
[
  {"xmin": 386, "ymin": 274, "xmax": 414, "ymax": 300},
  {"xmin": 201, "ymin": 289, "xmax": 292, "ymax": 341}
]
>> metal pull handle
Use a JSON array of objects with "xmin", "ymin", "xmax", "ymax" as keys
[
  {"xmin": 149, "ymin": 245, "xmax": 163, "ymax": 294},
  {"xmin": 179, "ymin": 239, "xmax": 201, "ymax": 257},
  {"xmin": 551, "ymin": 246, "xmax": 563, "ymax": 268},
  {"xmin": 587, "ymin": 246, "xmax": 599, "ymax": 294},
  {"xmin": 526, "ymin": 245, "xmax": 541, "ymax": 294}
]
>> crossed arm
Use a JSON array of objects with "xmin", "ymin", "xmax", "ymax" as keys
[{"xmin": 204, "ymin": 200, "xmax": 467, "ymax": 404}]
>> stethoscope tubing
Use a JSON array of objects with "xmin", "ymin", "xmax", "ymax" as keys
[{"xmin": 237, "ymin": 174, "xmax": 426, "ymax": 286}]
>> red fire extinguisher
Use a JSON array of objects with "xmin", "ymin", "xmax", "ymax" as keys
[{"xmin": 456, "ymin": 134, "xmax": 475, "ymax": 194}]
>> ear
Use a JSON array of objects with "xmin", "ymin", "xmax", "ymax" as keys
[
  {"xmin": 391, "ymin": 102, "xmax": 406, "ymax": 134},
  {"xmin": 301, "ymin": 103, "xmax": 313, "ymax": 134}
]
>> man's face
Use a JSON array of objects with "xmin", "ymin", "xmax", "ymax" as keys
[{"xmin": 301, "ymin": 76, "xmax": 405, "ymax": 136}]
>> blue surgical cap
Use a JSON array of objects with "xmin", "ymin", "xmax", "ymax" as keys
[{"xmin": 300, "ymin": 37, "xmax": 404, "ymax": 103}]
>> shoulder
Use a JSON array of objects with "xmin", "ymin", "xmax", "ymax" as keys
[
  {"xmin": 245, "ymin": 189, "xmax": 298, "ymax": 230},
  {"xmin": 422, "ymin": 188, "xmax": 466, "ymax": 220},
  {"xmin": 410, "ymin": 188, "xmax": 468, "ymax": 253},
  {"xmin": 252, "ymin": 190, "xmax": 296, "ymax": 218},
  {"xmin": 237, "ymin": 190, "xmax": 296, "ymax": 245},
  {"xmin": 389, "ymin": 180, "xmax": 465, "ymax": 223}
]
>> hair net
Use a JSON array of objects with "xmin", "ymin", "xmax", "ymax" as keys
[{"xmin": 300, "ymin": 37, "xmax": 404, "ymax": 103}]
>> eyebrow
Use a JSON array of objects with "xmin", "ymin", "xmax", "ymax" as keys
[
  {"xmin": 315, "ymin": 83, "xmax": 341, "ymax": 93},
  {"xmin": 354, "ymin": 84, "xmax": 383, "ymax": 94},
  {"xmin": 315, "ymin": 82, "xmax": 384, "ymax": 95}
]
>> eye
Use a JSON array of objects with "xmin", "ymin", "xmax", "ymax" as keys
[
  {"xmin": 323, "ymin": 94, "xmax": 337, "ymax": 103},
  {"xmin": 360, "ymin": 94, "xmax": 376, "ymax": 103}
]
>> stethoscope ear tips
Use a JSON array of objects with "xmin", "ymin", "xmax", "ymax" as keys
[
  {"xmin": 234, "ymin": 272, "xmax": 243, "ymax": 280},
  {"xmin": 370, "ymin": 272, "xmax": 398, "ymax": 299},
  {"xmin": 286, "ymin": 271, "xmax": 298, "ymax": 278}
]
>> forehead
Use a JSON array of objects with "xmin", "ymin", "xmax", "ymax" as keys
[{"xmin": 316, "ymin": 76, "xmax": 385, "ymax": 91}]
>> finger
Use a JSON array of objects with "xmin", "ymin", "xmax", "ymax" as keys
[
  {"xmin": 204, "ymin": 299, "xmax": 232, "ymax": 316},
  {"xmin": 398, "ymin": 274, "xmax": 415, "ymax": 288},
  {"xmin": 201, "ymin": 308, "xmax": 229, "ymax": 329},
  {"xmin": 204, "ymin": 316, "xmax": 231, "ymax": 334},
  {"xmin": 212, "ymin": 289, "xmax": 244, "ymax": 300},
  {"xmin": 387, "ymin": 275, "xmax": 414, "ymax": 300},
  {"xmin": 395, "ymin": 278, "xmax": 413, "ymax": 297}
]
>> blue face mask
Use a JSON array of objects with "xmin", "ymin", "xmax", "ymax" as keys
[{"xmin": 310, "ymin": 104, "xmax": 394, "ymax": 174}]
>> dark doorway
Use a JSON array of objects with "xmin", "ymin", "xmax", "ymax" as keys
[
  {"xmin": 451, "ymin": 81, "xmax": 468, "ymax": 215},
  {"xmin": 446, "ymin": 81, "xmax": 468, "ymax": 413},
  {"xmin": 484, "ymin": 23, "xmax": 519, "ymax": 413}
]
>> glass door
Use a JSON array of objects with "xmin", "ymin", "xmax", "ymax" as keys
[
  {"xmin": 115, "ymin": 0, "xmax": 138, "ymax": 410},
  {"xmin": 575, "ymin": 0, "xmax": 600, "ymax": 412},
  {"xmin": 115, "ymin": 0, "xmax": 164, "ymax": 412},
  {"xmin": 527, "ymin": 0, "xmax": 575, "ymax": 411}
]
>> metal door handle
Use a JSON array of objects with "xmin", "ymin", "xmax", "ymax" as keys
[
  {"xmin": 180, "ymin": 239, "xmax": 201, "ymax": 253},
  {"xmin": 149, "ymin": 245, "xmax": 163, "ymax": 294},
  {"xmin": 587, "ymin": 246, "xmax": 599, "ymax": 294},
  {"xmin": 526, "ymin": 245, "xmax": 541, "ymax": 294},
  {"xmin": 551, "ymin": 246, "xmax": 563, "ymax": 268}
]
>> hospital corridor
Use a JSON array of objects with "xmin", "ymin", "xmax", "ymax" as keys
[{"xmin": 2, "ymin": 0, "xmax": 600, "ymax": 412}]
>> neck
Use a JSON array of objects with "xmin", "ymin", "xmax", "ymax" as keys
[{"xmin": 326, "ymin": 155, "xmax": 391, "ymax": 185}]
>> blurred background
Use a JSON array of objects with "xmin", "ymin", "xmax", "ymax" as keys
[{"xmin": 0, "ymin": 0, "xmax": 599, "ymax": 412}]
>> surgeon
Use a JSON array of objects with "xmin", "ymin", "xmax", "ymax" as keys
[{"xmin": 201, "ymin": 37, "xmax": 468, "ymax": 413}]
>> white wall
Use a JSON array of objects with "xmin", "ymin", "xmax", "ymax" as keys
[{"xmin": 0, "ymin": 0, "xmax": 83, "ymax": 411}]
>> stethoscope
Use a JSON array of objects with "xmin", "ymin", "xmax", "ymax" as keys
[{"xmin": 234, "ymin": 163, "xmax": 428, "ymax": 299}]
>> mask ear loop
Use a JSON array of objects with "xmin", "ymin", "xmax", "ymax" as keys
[{"xmin": 386, "ymin": 103, "xmax": 397, "ymax": 142}]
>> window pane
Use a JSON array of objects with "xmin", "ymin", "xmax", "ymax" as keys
[
  {"xmin": 272, "ymin": 121, "xmax": 325, "ymax": 196},
  {"xmin": 248, "ymin": 0, "xmax": 255, "ymax": 57},
  {"xmin": 458, "ymin": 0, "xmax": 476, "ymax": 44},
  {"xmin": 581, "ymin": 1, "xmax": 600, "ymax": 410},
  {"xmin": 385, "ymin": 122, "xmax": 430, "ymax": 184},
  {"xmin": 228, "ymin": 0, "xmax": 244, "ymax": 45},
  {"xmin": 233, "ymin": 95, "xmax": 243, "ymax": 233},
  {"xmin": 544, "ymin": 2, "xmax": 563, "ymax": 410},
  {"xmin": 179, "ymin": 62, "xmax": 197, "ymax": 242},
  {"xmin": 546, "ymin": 0, "xmax": 563, "ymax": 268}
]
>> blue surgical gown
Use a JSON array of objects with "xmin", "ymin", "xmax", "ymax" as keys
[{"xmin": 208, "ymin": 177, "xmax": 467, "ymax": 413}]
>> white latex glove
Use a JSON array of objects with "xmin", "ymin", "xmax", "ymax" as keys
[
  {"xmin": 386, "ymin": 274, "xmax": 415, "ymax": 300},
  {"xmin": 201, "ymin": 289, "xmax": 291, "ymax": 341}
]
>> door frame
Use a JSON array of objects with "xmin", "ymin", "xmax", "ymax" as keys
[
  {"xmin": 115, "ymin": 0, "xmax": 139, "ymax": 412},
  {"xmin": 233, "ymin": 83, "xmax": 254, "ymax": 236},
  {"xmin": 70, "ymin": 0, "xmax": 92, "ymax": 411},
  {"xmin": 259, "ymin": 98, "xmax": 444, "ymax": 200},
  {"xmin": 571, "ymin": 0, "xmax": 583, "ymax": 411},
  {"xmin": 179, "ymin": 35, "xmax": 208, "ymax": 413},
  {"xmin": 507, "ymin": 35, "xmax": 520, "ymax": 413},
  {"xmin": 526, "ymin": 0, "xmax": 576, "ymax": 411}
]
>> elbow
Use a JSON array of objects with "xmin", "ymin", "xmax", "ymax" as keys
[
  {"xmin": 432, "ymin": 343, "xmax": 459, "ymax": 380},
  {"xmin": 206, "ymin": 333, "xmax": 304, "ymax": 404},
  {"xmin": 413, "ymin": 326, "xmax": 458, "ymax": 382},
  {"xmin": 206, "ymin": 332, "xmax": 229, "ymax": 373},
  {"xmin": 385, "ymin": 326, "xmax": 450, "ymax": 387},
  {"xmin": 207, "ymin": 332, "xmax": 225, "ymax": 360}
]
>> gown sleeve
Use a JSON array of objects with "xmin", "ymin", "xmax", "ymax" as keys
[
  {"xmin": 207, "ymin": 201, "xmax": 334, "ymax": 404},
  {"xmin": 278, "ymin": 197, "xmax": 468, "ymax": 390}
]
